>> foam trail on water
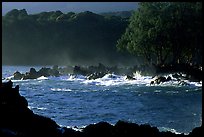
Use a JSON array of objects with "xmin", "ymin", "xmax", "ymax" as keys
[{"xmin": 51, "ymin": 88, "xmax": 72, "ymax": 92}]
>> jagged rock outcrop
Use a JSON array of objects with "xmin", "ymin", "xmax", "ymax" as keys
[
  {"xmin": 11, "ymin": 66, "xmax": 61, "ymax": 80},
  {"xmin": 0, "ymin": 80, "xmax": 61, "ymax": 137}
]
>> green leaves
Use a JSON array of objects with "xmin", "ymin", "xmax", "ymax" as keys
[{"xmin": 117, "ymin": 2, "xmax": 202, "ymax": 66}]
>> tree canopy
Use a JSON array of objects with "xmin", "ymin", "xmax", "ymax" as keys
[
  {"xmin": 2, "ymin": 9, "xmax": 137, "ymax": 66},
  {"xmin": 117, "ymin": 2, "xmax": 202, "ymax": 67}
]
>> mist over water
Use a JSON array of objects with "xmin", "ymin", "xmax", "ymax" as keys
[
  {"xmin": 2, "ymin": 9, "xmax": 139, "ymax": 66},
  {"xmin": 2, "ymin": 3, "xmax": 202, "ymax": 135},
  {"xmin": 2, "ymin": 66, "xmax": 202, "ymax": 134}
]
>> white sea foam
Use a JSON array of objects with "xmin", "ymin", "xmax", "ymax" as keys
[
  {"xmin": 51, "ymin": 88, "xmax": 72, "ymax": 92},
  {"xmin": 82, "ymin": 74, "xmax": 127, "ymax": 86},
  {"xmin": 2, "ymin": 72, "xmax": 201, "ymax": 88},
  {"xmin": 37, "ymin": 76, "xmax": 48, "ymax": 80},
  {"xmin": 133, "ymin": 71, "xmax": 143, "ymax": 79},
  {"xmin": 37, "ymin": 107, "xmax": 47, "ymax": 110},
  {"xmin": 81, "ymin": 73, "xmax": 152, "ymax": 86},
  {"xmin": 189, "ymin": 81, "xmax": 202, "ymax": 87},
  {"xmin": 58, "ymin": 124, "xmax": 86, "ymax": 132},
  {"xmin": 158, "ymin": 127, "xmax": 184, "ymax": 135},
  {"xmin": 28, "ymin": 106, "xmax": 47, "ymax": 110},
  {"xmin": 5, "ymin": 75, "xmax": 14, "ymax": 80},
  {"xmin": 66, "ymin": 126, "xmax": 85, "ymax": 132},
  {"xmin": 67, "ymin": 74, "xmax": 86, "ymax": 81}
]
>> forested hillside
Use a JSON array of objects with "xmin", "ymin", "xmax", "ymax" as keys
[{"xmin": 2, "ymin": 9, "xmax": 137, "ymax": 66}]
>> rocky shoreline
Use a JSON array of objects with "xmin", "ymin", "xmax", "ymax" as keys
[
  {"xmin": 0, "ymin": 81, "xmax": 202, "ymax": 137},
  {"xmin": 7, "ymin": 63, "xmax": 202, "ymax": 86}
]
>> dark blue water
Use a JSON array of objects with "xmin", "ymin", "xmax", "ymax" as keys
[{"xmin": 2, "ymin": 66, "xmax": 202, "ymax": 134}]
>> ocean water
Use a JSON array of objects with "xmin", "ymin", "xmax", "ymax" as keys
[{"xmin": 2, "ymin": 66, "xmax": 202, "ymax": 134}]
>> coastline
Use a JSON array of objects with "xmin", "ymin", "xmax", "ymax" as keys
[{"xmin": 0, "ymin": 81, "xmax": 202, "ymax": 137}]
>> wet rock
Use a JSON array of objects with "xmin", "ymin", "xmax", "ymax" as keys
[
  {"xmin": 22, "ymin": 68, "xmax": 40, "ymax": 80},
  {"xmin": 178, "ymin": 80, "xmax": 190, "ymax": 86},
  {"xmin": 13, "ymin": 71, "xmax": 24, "ymax": 80},
  {"xmin": 1, "ymin": 81, "xmax": 202, "ymax": 137},
  {"xmin": 87, "ymin": 72, "xmax": 106, "ymax": 80},
  {"xmin": 126, "ymin": 75, "xmax": 136, "ymax": 80},
  {"xmin": 38, "ymin": 67, "xmax": 52, "ymax": 77},
  {"xmin": 150, "ymin": 76, "xmax": 167, "ymax": 85},
  {"xmin": 166, "ymin": 76, "xmax": 172, "ymax": 81},
  {"xmin": 156, "ymin": 64, "xmax": 202, "ymax": 82},
  {"xmin": 150, "ymin": 75, "xmax": 172, "ymax": 85},
  {"xmin": 0, "ymin": 81, "xmax": 61, "ymax": 137},
  {"xmin": 189, "ymin": 126, "xmax": 203, "ymax": 137},
  {"xmin": 49, "ymin": 69, "xmax": 60, "ymax": 77},
  {"xmin": 156, "ymin": 76, "xmax": 167, "ymax": 84},
  {"xmin": 83, "ymin": 122, "xmax": 114, "ymax": 136},
  {"xmin": 13, "ymin": 66, "xmax": 61, "ymax": 80}
]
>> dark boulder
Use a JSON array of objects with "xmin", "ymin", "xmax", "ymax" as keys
[
  {"xmin": 178, "ymin": 80, "xmax": 190, "ymax": 86},
  {"xmin": 87, "ymin": 72, "xmax": 106, "ymax": 80},
  {"xmin": 155, "ymin": 64, "xmax": 202, "ymax": 82},
  {"xmin": 62, "ymin": 127, "xmax": 82, "ymax": 137},
  {"xmin": 0, "ymin": 81, "xmax": 61, "ymax": 137},
  {"xmin": 166, "ymin": 76, "xmax": 172, "ymax": 81},
  {"xmin": 156, "ymin": 76, "xmax": 167, "ymax": 84},
  {"xmin": 151, "ymin": 76, "xmax": 167, "ymax": 85},
  {"xmin": 14, "ymin": 66, "xmax": 61, "ymax": 80},
  {"xmin": 150, "ymin": 75, "xmax": 172, "ymax": 85},
  {"xmin": 188, "ymin": 126, "xmax": 203, "ymax": 137},
  {"xmin": 38, "ymin": 67, "xmax": 51, "ymax": 77},
  {"xmin": 38, "ymin": 67, "xmax": 60, "ymax": 77},
  {"xmin": 114, "ymin": 120, "xmax": 160, "ymax": 137},
  {"xmin": 114, "ymin": 120, "xmax": 140, "ymax": 137},
  {"xmin": 22, "ymin": 68, "xmax": 40, "ymax": 80},
  {"xmin": 150, "ymin": 81, "xmax": 155, "ymax": 85},
  {"xmin": 126, "ymin": 75, "xmax": 136, "ymax": 80},
  {"xmin": 13, "ymin": 71, "xmax": 24, "ymax": 80},
  {"xmin": 83, "ymin": 122, "xmax": 114, "ymax": 136},
  {"xmin": 49, "ymin": 69, "xmax": 60, "ymax": 77}
]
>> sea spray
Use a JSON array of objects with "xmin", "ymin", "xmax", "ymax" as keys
[{"xmin": 2, "ymin": 66, "xmax": 202, "ymax": 134}]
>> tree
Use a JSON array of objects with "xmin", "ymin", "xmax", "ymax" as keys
[
  {"xmin": 2, "ymin": 9, "xmax": 134, "ymax": 66},
  {"xmin": 117, "ymin": 2, "xmax": 202, "ymax": 66}
]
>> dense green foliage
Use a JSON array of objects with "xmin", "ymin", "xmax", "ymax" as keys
[
  {"xmin": 117, "ymin": 2, "xmax": 202, "ymax": 67},
  {"xmin": 2, "ymin": 9, "xmax": 137, "ymax": 66}
]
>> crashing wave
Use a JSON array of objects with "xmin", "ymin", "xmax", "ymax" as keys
[
  {"xmin": 37, "ymin": 76, "xmax": 49, "ymax": 80},
  {"xmin": 2, "ymin": 72, "xmax": 202, "ymax": 87}
]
